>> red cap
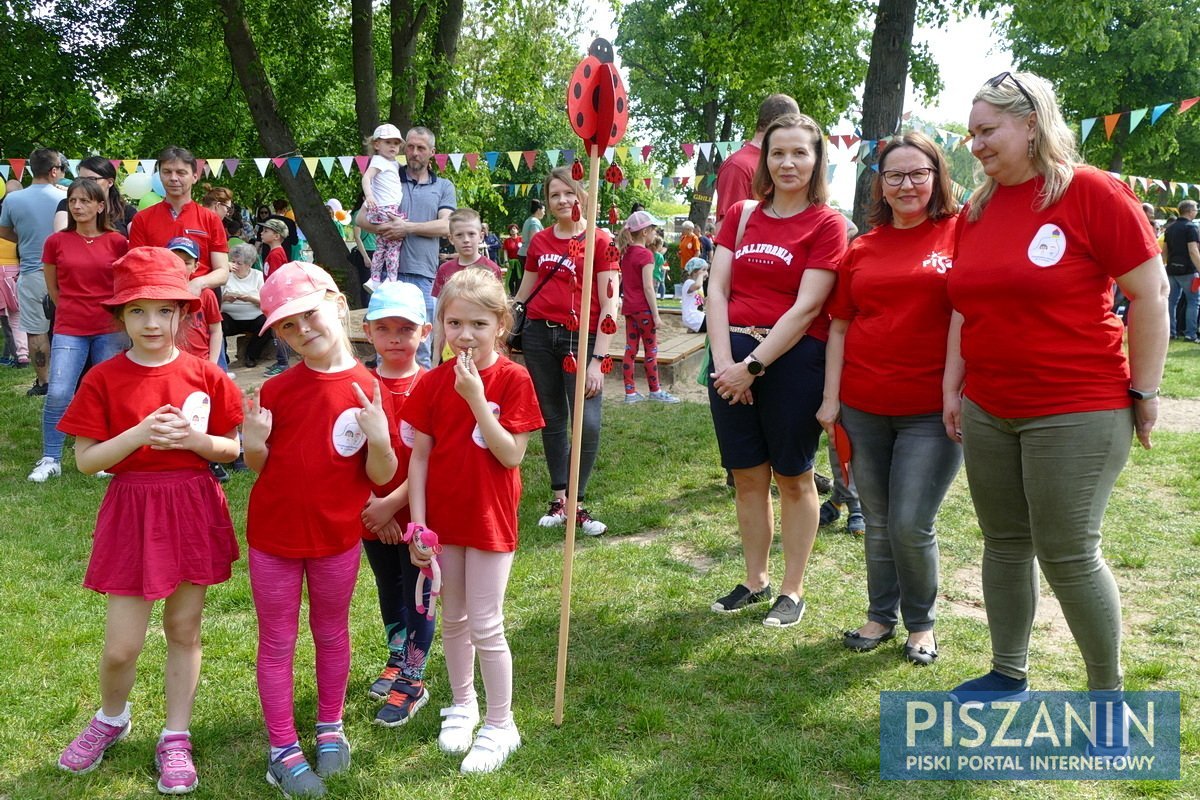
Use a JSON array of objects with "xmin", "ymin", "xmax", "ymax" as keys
[{"xmin": 102, "ymin": 247, "xmax": 200, "ymax": 313}]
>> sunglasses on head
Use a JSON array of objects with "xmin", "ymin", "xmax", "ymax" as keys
[{"xmin": 986, "ymin": 71, "xmax": 1036, "ymax": 110}]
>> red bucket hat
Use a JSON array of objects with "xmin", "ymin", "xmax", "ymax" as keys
[{"xmin": 102, "ymin": 247, "xmax": 201, "ymax": 313}]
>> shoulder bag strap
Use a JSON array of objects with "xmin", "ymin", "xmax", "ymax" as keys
[{"xmin": 734, "ymin": 200, "xmax": 758, "ymax": 251}]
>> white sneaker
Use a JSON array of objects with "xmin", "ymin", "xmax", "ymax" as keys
[
  {"xmin": 28, "ymin": 457, "xmax": 61, "ymax": 483},
  {"xmin": 95, "ymin": 471, "xmax": 114, "ymax": 479},
  {"xmin": 648, "ymin": 390, "xmax": 681, "ymax": 404},
  {"xmin": 437, "ymin": 703, "xmax": 480, "ymax": 755},
  {"xmin": 459, "ymin": 721, "xmax": 520, "ymax": 775},
  {"xmin": 363, "ymin": 278, "xmax": 380, "ymax": 294},
  {"xmin": 624, "ymin": 392, "xmax": 646, "ymax": 404}
]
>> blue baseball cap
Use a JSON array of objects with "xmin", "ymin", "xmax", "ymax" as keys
[
  {"xmin": 364, "ymin": 281, "xmax": 427, "ymax": 324},
  {"xmin": 166, "ymin": 236, "xmax": 200, "ymax": 260}
]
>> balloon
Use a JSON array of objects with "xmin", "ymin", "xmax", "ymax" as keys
[
  {"xmin": 151, "ymin": 172, "xmax": 165, "ymax": 196},
  {"xmin": 138, "ymin": 191, "xmax": 162, "ymax": 210},
  {"xmin": 122, "ymin": 172, "xmax": 151, "ymax": 200},
  {"xmin": 0, "ymin": 182, "xmax": 7, "ymax": 201}
]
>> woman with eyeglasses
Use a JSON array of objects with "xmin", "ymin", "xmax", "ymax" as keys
[
  {"xmin": 816, "ymin": 132, "xmax": 962, "ymax": 665},
  {"xmin": 943, "ymin": 72, "xmax": 1168, "ymax": 702},
  {"xmin": 52, "ymin": 157, "xmax": 137, "ymax": 236}
]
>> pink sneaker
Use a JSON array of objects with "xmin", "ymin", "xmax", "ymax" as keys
[
  {"xmin": 58, "ymin": 716, "xmax": 131, "ymax": 774},
  {"xmin": 156, "ymin": 734, "xmax": 198, "ymax": 794}
]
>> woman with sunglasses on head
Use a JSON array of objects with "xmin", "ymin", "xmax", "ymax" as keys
[
  {"xmin": 817, "ymin": 132, "xmax": 962, "ymax": 665},
  {"xmin": 707, "ymin": 112, "xmax": 847, "ymax": 628},
  {"xmin": 52, "ymin": 157, "xmax": 137, "ymax": 236},
  {"xmin": 944, "ymin": 72, "xmax": 1168, "ymax": 704}
]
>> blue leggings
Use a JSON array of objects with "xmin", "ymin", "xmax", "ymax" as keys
[{"xmin": 361, "ymin": 538, "xmax": 435, "ymax": 680}]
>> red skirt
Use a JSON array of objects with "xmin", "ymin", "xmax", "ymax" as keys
[{"xmin": 84, "ymin": 469, "xmax": 239, "ymax": 600}]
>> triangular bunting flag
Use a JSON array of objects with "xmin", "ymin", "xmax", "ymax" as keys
[
  {"xmin": 272, "ymin": 157, "xmax": 287, "ymax": 169},
  {"xmin": 303, "ymin": 157, "xmax": 318, "ymax": 176},
  {"xmin": 209, "ymin": 160, "xmax": 224, "ymax": 179},
  {"xmin": 718, "ymin": 142, "xmax": 734, "ymax": 158},
  {"xmin": 225, "ymin": 159, "xmax": 239, "ymax": 176},
  {"xmin": 354, "ymin": 155, "xmax": 370, "ymax": 173},
  {"xmin": 1081, "ymin": 118, "xmax": 1097, "ymax": 143},
  {"xmin": 1151, "ymin": 103, "xmax": 1173, "ymax": 124},
  {"xmin": 0, "ymin": 165, "xmax": 9, "ymax": 180},
  {"xmin": 1180, "ymin": 98, "xmax": 1199, "ymax": 114},
  {"xmin": 545, "ymin": 149, "xmax": 560, "ymax": 168},
  {"xmin": 449, "ymin": 153, "xmax": 463, "ymax": 171},
  {"xmin": 1128, "ymin": 108, "xmax": 1148, "ymax": 133},
  {"xmin": 122, "ymin": 160, "xmax": 139, "ymax": 175},
  {"xmin": 434, "ymin": 154, "xmax": 448, "ymax": 171},
  {"xmin": 140, "ymin": 159, "xmax": 157, "ymax": 174},
  {"xmin": 643, "ymin": 178, "xmax": 652, "ymax": 188},
  {"xmin": 698, "ymin": 143, "xmax": 712, "ymax": 160},
  {"xmin": 680, "ymin": 177, "xmax": 689, "ymax": 187},
  {"xmin": 1103, "ymin": 113, "xmax": 1121, "ymax": 140},
  {"xmin": 254, "ymin": 158, "xmax": 270, "ymax": 176},
  {"xmin": 109, "ymin": 160, "xmax": 121, "ymax": 173},
  {"xmin": 616, "ymin": 146, "xmax": 628, "ymax": 163},
  {"xmin": 521, "ymin": 151, "xmax": 536, "ymax": 170},
  {"xmin": 319, "ymin": 157, "xmax": 335, "ymax": 176},
  {"xmin": 67, "ymin": 159, "xmax": 81, "ymax": 175},
  {"xmin": 464, "ymin": 153, "xmax": 479, "ymax": 171},
  {"xmin": 287, "ymin": 157, "xmax": 303, "ymax": 176},
  {"xmin": 507, "ymin": 151, "xmax": 521, "ymax": 170},
  {"xmin": 1168, "ymin": 181, "xmax": 1176, "ymax": 195},
  {"xmin": 681, "ymin": 143, "xmax": 695, "ymax": 159},
  {"xmin": 641, "ymin": 145, "xmax": 653, "ymax": 162},
  {"xmin": 1137, "ymin": 176, "xmax": 1148, "ymax": 191},
  {"xmin": 856, "ymin": 158, "xmax": 868, "ymax": 180},
  {"xmin": 194, "ymin": 158, "xmax": 207, "ymax": 177},
  {"xmin": 1180, "ymin": 182, "xmax": 1190, "ymax": 197},
  {"xmin": 484, "ymin": 152, "xmax": 499, "ymax": 170},
  {"xmin": 827, "ymin": 164, "xmax": 837, "ymax": 183},
  {"xmin": 337, "ymin": 156, "xmax": 354, "ymax": 176},
  {"xmin": 10, "ymin": 159, "xmax": 26, "ymax": 180},
  {"xmin": 604, "ymin": 147, "xmax": 615, "ymax": 163},
  {"xmin": 562, "ymin": 149, "xmax": 575, "ymax": 165}
]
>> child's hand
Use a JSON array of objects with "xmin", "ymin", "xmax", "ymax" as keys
[
  {"xmin": 241, "ymin": 388, "xmax": 273, "ymax": 449},
  {"xmin": 361, "ymin": 492, "xmax": 394, "ymax": 535},
  {"xmin": 135, "ymin": 404, "xmax": 182, "ymax": 448},
  {"xmin": 148, "ymin": 407, "xmax": 203, "ymax": 451},
  {"xmin": 408, "ymin": 537, "xmax": 433, "ymax": 569},
  {"xmin": 365, "ymin": 199, "xmax": 377, "ymax": 213},
  {"xmin": 352, "ymin": 379, "xmax": 390, "ymax": 445},
  {"xmin": 377, "ymin": 519, "xmax": 403, "ymax": 545},
  {"xmin": 453, "ymin": 348, "xmax": 485, "ymax": 402}
]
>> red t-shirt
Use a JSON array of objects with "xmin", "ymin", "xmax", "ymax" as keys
[
  {"xmin": 524, "ymin": 227, "xmax": 619, "ymax": 331},
  {"xmin": 828, "ymin": 216, "xmax": 957, "ymax": 416},
  {"xmin": 715, "ymin": 142, "xmax": 759, "ymax": 223},
  {"xmin": 264, "ymin": 245, "xmax": 288, "ymax": 277},
  {"xmin": 502, "ymin": 236, "xmax": 521, "ymax": 260},
  {"xmin": 362, "ymin": 368, "xmax": 425, "ymax": 541},
  {"xmin": 402, "ymin": 356, "xmax": 544, "ymax": 552},
  {"xmin": 620, "ymin": 244, "xmax": 654, "ymax": 315},
  {"xmin": 247, "ymin": 362, "xmax": 397, "ymax": 558},
  {"xmin": 432, "ymin": 256, "xmax": 502, "ymax": 297},
  {"xmin": 42, "ymin": 230, "xmax": 128, "ymax": 336},
  {"xmin": 947, "ymin": 167, "xmax": 1159, "ymax": 418},
  {"xmin": 177, "ymin": 288, "xmax": 221, "ymax": 359},
  {"xmin": 128, "ymin": 201, "xmax": 229, "ymax": 278},
  {"xmin": 58, "ymin": 352, "xmax": 242, "ymax": 473},
  {"xmin": 713, "ymin": 201, "xmax": 846, "ymax": 341}
]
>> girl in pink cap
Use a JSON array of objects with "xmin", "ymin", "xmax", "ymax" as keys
[
  {"xmin": 243, "ymin": 261, "xmax": 398, "ymax": 798},
  {"xmin": 55, "ymin": 246, "xmax": 243, "ymax": 794}
]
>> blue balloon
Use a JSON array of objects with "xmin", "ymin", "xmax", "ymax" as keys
[{"xmin": 151, "ymin": 172, "xmax": 165, "ymax": 196}]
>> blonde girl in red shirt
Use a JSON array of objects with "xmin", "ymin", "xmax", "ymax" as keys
[{"xmin": 403, "ymin": 268, "xmax": 544, "ymax": 774}]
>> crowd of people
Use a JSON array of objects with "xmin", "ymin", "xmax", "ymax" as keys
[{"xmin": 1, "ymin": 71, "xmax": 1174, "ymax": 795}]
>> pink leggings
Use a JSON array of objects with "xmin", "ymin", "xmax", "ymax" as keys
[
  {"xmin": 440, "ymin": 546, "xmax": 515, "ymax": 726},
  {"xmin": 622, "ymin": 311, "xmax": 661, "ymax": 394},
  {"xmin": 249, "ymin": 545, "xmax": 360, "ymax": 747}
]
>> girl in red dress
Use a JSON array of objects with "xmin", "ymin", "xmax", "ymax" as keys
[{"xmin": 56, "ymin": 247, "xmax": 243, "ymax": 794}]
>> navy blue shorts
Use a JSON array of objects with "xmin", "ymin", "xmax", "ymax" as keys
[{"xmin": 708, "ymin": 333, "xmax": 825, "ymax": 476}]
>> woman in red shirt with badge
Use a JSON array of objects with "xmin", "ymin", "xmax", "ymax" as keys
[
  {"xmin": 707, "ymin": 112, "xmax": 847, "ymax": 628},
  {"xmin": 944, "ymin": 72, "xmax": 1168, "ymax": 705},
  {"xmin": 816, "ymin": 132, "xmax": 962, "ymax": 665},
  {"xmin": 513, "ymin": 166, "xmax": 621, "ymax": 536}
]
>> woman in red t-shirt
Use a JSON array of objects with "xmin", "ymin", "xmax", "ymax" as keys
[
  {"xmin": 707, "ymin": 112, "xmax": 847, "ymax": 628},
  {"xmin": 817, "ymin": 132, "xmax": 963, "ymax": 666},
  {"xmin": 31, "ymin": 178, "xmax": 130, "ymax": 483},
  {"xmin": 513, "ymin": 166, "xmax": 621, "ymax": 536},
  {"xmin": 944, "ymin": 72, "xmax": 1168, "ymax": 706}
]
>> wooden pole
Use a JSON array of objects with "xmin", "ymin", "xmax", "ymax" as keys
[{"xmin": 553, "ymin": 143, "xmax": 602, "ymax": 727}]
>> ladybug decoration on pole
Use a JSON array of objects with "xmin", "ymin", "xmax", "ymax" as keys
[{"xmin": 554, "ymin": 38, "xmax": 629, "ymax": 728}]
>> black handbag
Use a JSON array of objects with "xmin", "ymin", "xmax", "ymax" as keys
[{"xmin": 506, "ymin": 253, "xmax": 570, "ymax": 352}]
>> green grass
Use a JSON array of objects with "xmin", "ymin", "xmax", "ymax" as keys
[
  {"xmin": 1160, "ymin": 339, "xmax": 1200, "ymax": 399},
  {"xmin": 0, "ymin": 363, "xmax": 1197, "ymax": 798}
]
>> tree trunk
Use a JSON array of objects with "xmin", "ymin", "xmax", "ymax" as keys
[
  {"xmin": 688, "ymin": 94, "xmax": 722, "ymax": 227},
  {"xmin": 422, "ymin": 0, "xmax": 465, "ymax": 133},
  {"xmin": 217, "ymin": 0, "xmax": 352, "ymax": 283},
  {"xmin": 853, "ymin": 0, "xmax": 918, "ymax": 232},
  {"xmin": 390, "ymin": 0, "xmax": 430, "ymax": 132},
  {"xmin": 351, "ymin": 0, "xmax": 379, "ymax": 146}
]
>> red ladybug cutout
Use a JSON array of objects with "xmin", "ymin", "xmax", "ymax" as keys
[
  {"xmin": 566, "ymin": 38, "xmax": 629, "ymax": 151},
  {"xmin": 606, "ymin": 280, "xmax": 614, "ymax": 298},
  {"xmin": 563, "ymin": 354, "xmax": 578, "ymax": 373},
  {"xmin": 571, "ymin": 200, "xmax": 581, "ymax": 222},
  {"xmin": 605, "ymin": 244, "xmax": 621, "ymax": 264},
  {"xmin": 565, "ymin": 310, "xmax": 580, "ymax": 332},
  {"xmin": 571, "ymin": 159, "xmax": 584, "ymax": 181},
  {"xmin": 599, "ymin": 355, "xmax": 614, "ymax": 374},
  {"xmin": 567, "ymin": 238, "xmax": 585, "ymax": 260},
  {"xmin": 608, "ymin": 205, "xmax": 619, "ymax": 226},
  {"xmin": 600, "ymin": 314, "xmax": 617, "ymax": 335},
  {"xmin": 605, "ymin": 164, "xmax": 623, "ymax": 185}
]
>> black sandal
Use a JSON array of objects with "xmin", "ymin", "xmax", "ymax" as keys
[
  {"xmin": 904, "ymin": 636, "xmax": 938, "ymax": 666},
  {"xmin": 842, "ymin": 626, "xmax": 895, "ymax": 652}
]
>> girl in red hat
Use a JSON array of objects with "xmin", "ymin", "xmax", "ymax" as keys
[{"xmin": 55, "ymin": 246, "xmax": 243, "ymax": 794}]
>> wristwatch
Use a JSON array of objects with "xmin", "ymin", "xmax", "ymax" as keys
[
  {"xmin": 1128, "ymin": 387, "xmax": 1158, "ymax": 401},
  {"xmin": 590, "ymin": 354, "xmax": 606, "ymax": 362},
  {"xmin": 743, "ymin": 353, "xmax": 765, "ymax": 376}
]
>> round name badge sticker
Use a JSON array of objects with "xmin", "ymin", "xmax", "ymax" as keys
[
  {"xmin": 1027, "ymin": 224, "xmax": 1067, "ymax": 268},
  {"xmin": 181, "ymin": 391, "xmax": 212, "ymax": 433},
  {"xmin": 400, "ymin": 419, "xmax": 416, "ymax": 449},
  {"xmin": 332, "ymin": 407, "xmax": 367, "ymax": 457},
  {"xmin": 472, "ymin": 402, "xmax": 502, "ymax": 448}
]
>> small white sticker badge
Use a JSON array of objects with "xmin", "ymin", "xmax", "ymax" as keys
[
  {"xmin": 332, "ymin": 407, "xmax": 367, "ymax": 457},
  {"xmin": 1027, "ymin": 223, "xmax": 1066, "ymax": 267},
  {"xmin": 181, "ymin": 391, "xmax": 211, "ymax": 433},
  {"xmin": 471, "ymin": 402, "xmax": 502, "ymax": 448}
]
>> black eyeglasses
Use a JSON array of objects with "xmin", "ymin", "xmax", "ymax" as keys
[
  {"xmin": 987, "ymin": 71, "xmax": 1036, "ymax": 110},
  {"xmin": 881, "ymin": 168, "xmax": 936, "ymax": 187}
]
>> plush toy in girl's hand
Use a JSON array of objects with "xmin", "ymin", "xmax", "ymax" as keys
[{"xmin": 403, "ymin": 523, "xmax": 443, "ymax": 620}]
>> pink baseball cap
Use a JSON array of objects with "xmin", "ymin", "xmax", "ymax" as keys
[{"xmin": 259, "ymin": 262, "xmax": 340, "ymax": 334}]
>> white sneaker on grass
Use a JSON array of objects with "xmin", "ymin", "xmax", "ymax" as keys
[
  {"xmin": 460, "ymin": 721, "xmax": 521, "ymax": 774},
  {"xmin": 28, "ymin": 457, "xmax": 61, "ymax": 483},
  {"xmin": 438, "ymin": 703, "xmax": 480, "ymax": 755},
  {"xmin": 648, "ymin": 390, "xmax": 681, "ymax": 403}
]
